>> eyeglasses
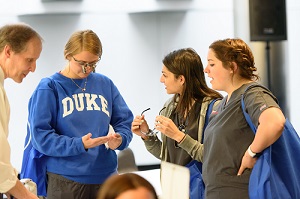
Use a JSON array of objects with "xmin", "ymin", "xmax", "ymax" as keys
[
  {"xmin": 72, "ymin": 56, "xmax": 100, "ymax": 73},
  {"xmin": 140, "ymin": 107, "xmax": 166, "ymax": 137}
]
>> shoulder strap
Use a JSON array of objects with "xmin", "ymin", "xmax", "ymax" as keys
[
  {"xmin": 241, "ymin": 95, "xmax": 257, "ymax": 133},
  {"xmin": 201, "ymin": 98, "xmax": 219, "ymax": 143},
  {"xmin": 241, "ymin": 83, "xmax": 272, "ymax": 134}
]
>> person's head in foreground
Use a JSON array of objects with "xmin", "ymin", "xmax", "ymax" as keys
[{"xmin": 97, "ymin": 173, "xmax": 158, "ymax": 199}]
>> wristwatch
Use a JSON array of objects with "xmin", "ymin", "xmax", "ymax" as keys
[{"xmin": 247, "ymin": 146, "xmax": 257, "ymax": 158}]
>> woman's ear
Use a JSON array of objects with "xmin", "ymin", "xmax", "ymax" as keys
[
  {"xmin": 65, "ymin": 51, "xmax": 72, "ymax": 61},
  {"xmin": 179, "ymin": 75, "xmax": 185, "ymax": 85},
  {"xmin": 231, "ymin": 62, "xmax": 238, "ymax": 73}
]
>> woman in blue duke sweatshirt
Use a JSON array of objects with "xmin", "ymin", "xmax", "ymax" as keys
[{"xmin": 23, "ymin": 30, "xmax": 133, "ymax": 199}]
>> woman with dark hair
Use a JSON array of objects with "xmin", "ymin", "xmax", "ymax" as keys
[
  {"xmin": 131, "ymin": 47, "xmax": 222, "ymax": 167},
  {"xmin": 97, "ymin": 173, "xmax": 158, "ymax": 199},
  {"xmin": 202, "ymin": 38, "xmax": 285, "ymax": 198}
]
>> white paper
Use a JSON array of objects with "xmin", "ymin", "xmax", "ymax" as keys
[{"xmin": 160, "ymin": 161, "xmax": 190, "ymax": 199}]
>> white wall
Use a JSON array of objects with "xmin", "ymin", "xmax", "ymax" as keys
[{"xmin": 286, "ymin": 0, "xmax": 300, "ymax": 133}]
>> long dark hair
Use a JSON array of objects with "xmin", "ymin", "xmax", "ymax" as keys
[{"xmin": 163, "ymin": 48, "xmax": 222, "ymax": 117}]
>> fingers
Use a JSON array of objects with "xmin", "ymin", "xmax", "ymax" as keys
[
  {"xmin": 237, "ymin": 151, "xmax": 257, "ymax": 176},
  {"xmin": 131, "ymin": 115, "xmax": 150, "ymax": 137},
  {"xmin": 131, "ymin": 121, "xmax": 142, "ymax": 130},
  {"xmin": 111, "ymin": 133, "xmax": 121, "ymax": 139},
  {"xmin": 155, "ymin": 115, "xmax": 169, "ymax": 125},
  {"xmin": 155, "ymin": 116, "xmax": 170, "ymax": 130},
  {"xmin": 237, "ymin": 165, "xmax": 245, "ymax": 176},
  {"xmin": 155, "ymin": 116, "xmax": 162, "ymax": 124},
  {"xmin": 131, "ymin": 116, "xmax": 144, "ymax": 128},
  {"xmin": 155, "ymin": 122, "xmax": 162, "ymax": 129},
  {"xmin": 83, "ymin": 132, "xmax": 92, "ymax": 140},
  {"xmin": 107, "ymin": 134, "xmax": 122, "ymax": 150},
  {"xmin": 95, "ymin": 136, "xmax": 110, "ymax": 143},
  {"xmin": 82, "ymin": 133, "xmax": 93, "ymax": 149},
  {"xmin": 83, "ymin": 134, "xmax": 111, "ymax": 149}
]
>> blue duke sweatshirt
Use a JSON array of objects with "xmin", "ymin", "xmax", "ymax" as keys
[{"xmin": 27, "ymin": 72, "xmax": 133, "ymax": 184}]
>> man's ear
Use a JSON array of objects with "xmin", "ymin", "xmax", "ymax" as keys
[{"xmin": 4, "ymin": 45, "xmax": 12, "ymax": 58}]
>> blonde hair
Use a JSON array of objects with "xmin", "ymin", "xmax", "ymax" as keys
[{"xmin": 64, "ymin": 29, "xmax": 102, "ymax": 59}]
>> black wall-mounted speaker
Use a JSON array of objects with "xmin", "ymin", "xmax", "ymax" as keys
[{"xmin": 249, "ymin": 0, "xmax": 287, "ymax": 41}]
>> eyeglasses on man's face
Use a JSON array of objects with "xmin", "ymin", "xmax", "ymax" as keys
[{"xmin": 72, "ymin": 56, "xmax": 100, "ymax": 73}]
